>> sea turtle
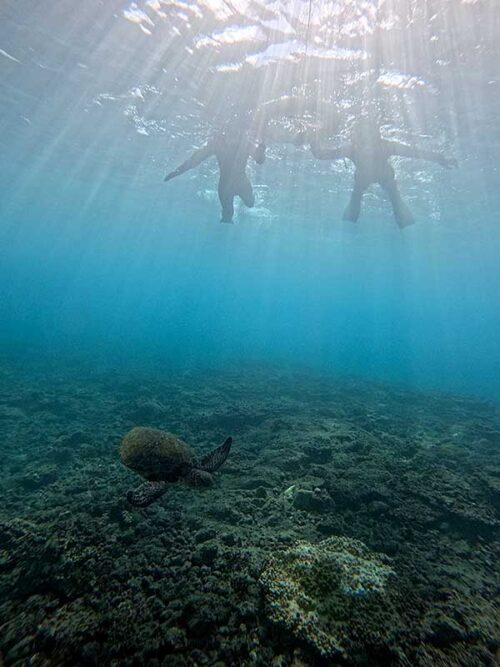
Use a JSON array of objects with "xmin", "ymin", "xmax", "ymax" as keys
[{"xmin": 120, "ymin": 426, "xmax": 232, "ymax": 507}]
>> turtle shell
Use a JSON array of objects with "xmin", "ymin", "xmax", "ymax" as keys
[{"xmin": 120, "ymin": 427, "xmax": 196, "ymax": 482}]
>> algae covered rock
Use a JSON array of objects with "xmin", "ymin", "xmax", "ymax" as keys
[{"xmin": 260, "ymin": 535, "xmax": 397, "ymax": 660}]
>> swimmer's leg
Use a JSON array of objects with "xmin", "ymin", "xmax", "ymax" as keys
[
  {"xmin": 381, "ymin": 178, "xmax": 415, "ymax": 228},
  {"xmin": 238, "ymin": 176, "xmax": 255, "ymax": 209},
  {"xmin": 218, "ymin": 181, "xmax": 235, "ymax": 223},
  {"xmin": 343, "ymin": 182, "xmax": 365, "ymax": 222}
]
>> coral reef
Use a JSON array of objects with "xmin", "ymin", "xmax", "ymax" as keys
[
  {"xmin": 260, "ymin": 536, "xmax": 396, "ymax": 659},
  {"xmin": 0, "ymin": 355, "xmax": 499, "ymax": 666}
]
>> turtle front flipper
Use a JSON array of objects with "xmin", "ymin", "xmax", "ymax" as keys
[
  {"xmin": 200, "ymin": 436, "xmax": 232, "ymax": 473},
  {"xmin": 185, "ymin": 468, "xmax": 213, "ymax": 487},
  {"xmin": 126, "ymin": 481, "xmax": 168, "ymax": 507}
]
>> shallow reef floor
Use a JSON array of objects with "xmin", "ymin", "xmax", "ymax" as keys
[{"xmin": 0, "ymin": 356, "xmax": 499, "ymax": 666}]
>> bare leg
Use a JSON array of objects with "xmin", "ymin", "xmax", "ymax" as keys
[
  {"xmin": 218, "ymin": 180, "xmax": 235, "ymax": 223},
  {"xmin": 343, "ymin": 182, "xmax": 365, "ymax": 222},
  {"xmin": 381, "ymin": 178, "xmax": 415, "ymax": 228},
  {"xmin": 238, "ymin": 176, "xmax": 255, "ymax": 208}
]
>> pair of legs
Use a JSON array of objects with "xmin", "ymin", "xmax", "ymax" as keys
[
  {"xmin": 218, "ymin": 175, "xmax": 255, "ymax": 223},
  {"xmin": 343, "ymin": 173, "xmax": 415, "ymax": 228}
]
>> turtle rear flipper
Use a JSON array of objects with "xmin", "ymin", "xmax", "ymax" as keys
[
  {"xmin": 126, "ymin": 481, "xmax": 168, "ymax": 507},
  {"xmin": 200, "ymin": 436, "xmax": 232, "ymax": 473}
]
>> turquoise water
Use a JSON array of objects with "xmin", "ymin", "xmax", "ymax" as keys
[
  {"xmin": 1, "ymin": 4, "xmax": 500, "ymax": 665},
  {"xmin": 1, "ymin": 0, "xmax": 499, "ymax": 398}
]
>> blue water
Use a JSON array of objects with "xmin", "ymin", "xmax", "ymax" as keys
[{"xmin": 1, "ymin": 0, "xmax": 500, "ymax": 399}]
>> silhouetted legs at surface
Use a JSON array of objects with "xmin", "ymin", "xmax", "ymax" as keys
[
  {"xmin": 218, "ymin": 176, "xmax": 255, "ymax": 223},
  {"xmin": 343, "ymin": 176, "xmax": 415, "ymax": 228},
  {"xmin": 219, "ymin": 185, "xmax": 235, "ymax": 223},
  {"xmin": 342, "ymin": 182, "xmax": 365, "ymax": 223},
  {"xmin": 237, "ymin": 176, "xmax": 256, "ymax": 208},
  {"xmin": 381, "ymin": 177, "xmax": 415, "ymax": 228}
]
